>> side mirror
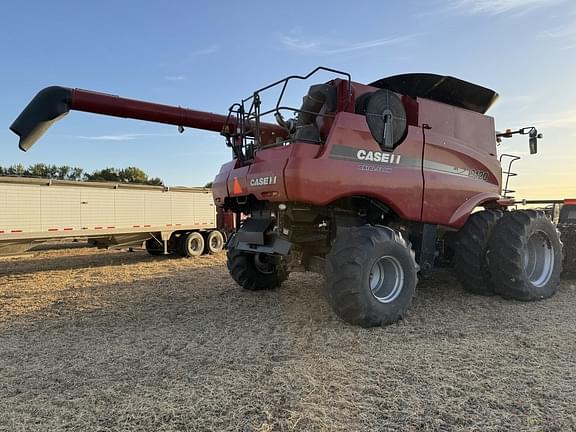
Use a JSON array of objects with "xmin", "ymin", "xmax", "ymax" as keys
[
  {"xmin": 528, "ymin": 128, "xmax": 542, "ymax": 155},
  {"xmin": 529, "ymin": 134, "xmax": 538, "ymax": 154},
  {"xmin": 496, "ymin": 126, "xmax": 542, "ymax": 155}
]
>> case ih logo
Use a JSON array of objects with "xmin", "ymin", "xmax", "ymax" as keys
[
  {"xmin": 356, "ymin": 149, "xmax": 401, "ymax": 164},
  {"xmin": 329, "ymin": 145, "xmax": 402, "ymax": 165},
  {"xmin": 250, "ymin": 176, "xmax": 277, "ymax": 187}
]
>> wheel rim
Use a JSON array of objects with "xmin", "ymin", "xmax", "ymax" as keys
[
  {"xmin": 369, "ymin": 255, "xmax": 404, "ymax": 303},
  {"xmin": 210, "ymin": 234, "xmax": 223, "ymax": 250},
  {"xmin": 188, "ymin": 237, "xmax": 202, "ymax": 253},
  {"xmin": 524, "ymin": 230, "xmax": 554, "ymax": 287},
  {"xmin": 254, "ymin": 253, "xmax": 275, "ymax": 274}
]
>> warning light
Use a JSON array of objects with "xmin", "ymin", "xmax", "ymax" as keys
[{"xmin": 233, "ymin": 177, "xmax": 242, "ymax": 195}]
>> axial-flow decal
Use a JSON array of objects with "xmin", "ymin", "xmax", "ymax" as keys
[{"xmin": 329, "ymin": 145, "xmax": 490, "ymax": 181}]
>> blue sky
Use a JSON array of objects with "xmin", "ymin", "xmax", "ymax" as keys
[{"xmin": 0, "ymin": 0, "xmax": 574, "ymax": 197}]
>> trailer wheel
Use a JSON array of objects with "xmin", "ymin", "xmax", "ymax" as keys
[
  {"xmin": 227, "ymin": 248, "xmax": 287, "ymax": 290},
  {"xmin": 325, "ymin": 225, "xmax": 417, "ymax": 327},
  {"xmin": 145, "ymin": 238, "xmax": 164, "ymax": 256},
  {"xmin": 454, "ymin": 209, "xmax": 502, "ymax": 295},
  {"xmin": 488, "ymin": 210, "xmax": 562, "ymax": 301},
  {"xmin": 205, "ymin": 230, "xmax": 225, "ymax": 254},
  {"xmin": 177, "ymin": 232, "xmax": 205, "ymax": 258}
]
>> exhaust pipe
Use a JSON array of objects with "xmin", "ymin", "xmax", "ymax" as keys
[{"xmin": 11, "ymin": 87, "xmax": 287, "ymax": 151}]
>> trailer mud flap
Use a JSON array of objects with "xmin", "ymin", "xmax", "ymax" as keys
[{"xmin": 228, "ymin": 217, "xmax": 291, "ymax": 255}]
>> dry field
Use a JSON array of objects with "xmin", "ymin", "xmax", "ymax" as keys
[{"xmin": 1, "ymin": 247, "xmax": 576, "ymax": 432}]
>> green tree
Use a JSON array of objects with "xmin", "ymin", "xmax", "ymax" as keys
[
  {"xmin": 0, "ymin": 164, "xmax": 162, "ymax": 185},
  {"xmin": 118, "ymin": 167, "xmax": 149, "ymax": 184},
  {"xmin": 56, "ymin": 165, "xmax": 71, "ymax": 180},
  {"xmin": 28, "ymin": 163, "xmax": 47, "ymax": 178},
  {"xmin": 69, "ymin": 167, "xmax": 84, "ymax": 181},
  {"xmin": 7, "ymin": 164, "xmax": 25, "ymax": 176},
  {"xmin": 84, "ymin": 166, "xmax": 163, "ymax": 185},
  {"xmin": 147, "ymin": 177, "xmax": 164, "ymax": 186},
  {"xmin": 84, "ymin": 167, "xmax": 120, "ymax": 182}
]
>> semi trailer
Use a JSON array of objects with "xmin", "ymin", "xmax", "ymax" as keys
[
  {"xmin": 0, "ymin": 175, "xmax": 225, "ymax": 257},
  {"xmin": 10, "ymin": 67, "xmax": 565, "ymax": 327}
]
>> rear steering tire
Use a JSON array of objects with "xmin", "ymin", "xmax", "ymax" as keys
[
  {"xmin": 488, "ymin": 210, "xmax": 562, "ymax": 301},
  {"xmin": 454, "ymin": 210, "xmax": 502, "ymax": 295},
  {"xmin": 325, "ymin": 225, "xmax": 418, "ymax": 327},
  {"xmin": 227, "ymin": 247, "xmax": 288, "ymax": 291}
]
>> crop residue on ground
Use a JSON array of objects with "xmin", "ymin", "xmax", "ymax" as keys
[{"xmin": 1, "ymin": 247, "xmax": 576, "ymax": 431}]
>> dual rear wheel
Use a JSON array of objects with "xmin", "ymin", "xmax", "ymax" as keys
[
  {"xmin": 455, "ymin": 209, "xmax": 562, "ymax": 300},
  {"xmin": 177, "ymin": 230, "xmax": 225, "ymax": 257},
  {"xmin": 146, "ymin": 230, "xmax": 225, "ymax": 257}
]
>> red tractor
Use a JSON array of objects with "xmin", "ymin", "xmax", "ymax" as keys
[{"xmin": 11, "ymin": 67, "xmax": 563, "ymax": 327}]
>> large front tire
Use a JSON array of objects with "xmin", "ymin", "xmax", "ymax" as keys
[
  {"xmin": 227, "ymin": 248, "xmax": 288, "ymax": 291},
  {"xmin": 454, "ymin": 210, "xmax": 502, "ymax": 295},
  {"xmin": 488, "ymin": 210, "xmax": 562, "ymax": 300},
  {"xmin": 325, "ymin": 226, "xmax": 418, "ymax": 327}
]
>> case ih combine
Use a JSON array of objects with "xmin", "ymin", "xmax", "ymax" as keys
[{"xmin": 10, "ymin": 67, "xmax": 564, "ymax": 327}]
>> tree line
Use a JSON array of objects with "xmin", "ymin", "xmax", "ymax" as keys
[{"xmin": 0, "ymin": 164, "xmax": 163, "ymax": 186}]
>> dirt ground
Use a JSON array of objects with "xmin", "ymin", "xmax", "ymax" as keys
[{"xmin": 1, "ymin": 247, "xmax": 575, "ymax": 432}]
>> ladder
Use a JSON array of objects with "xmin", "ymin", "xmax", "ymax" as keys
[{"xmin": 499, "ymin": 154, "xmax": 521, "ymax": 199}]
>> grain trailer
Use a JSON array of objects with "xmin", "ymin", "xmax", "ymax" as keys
[{"xmin": 0, "ymin": 176, "xmax": 224, "ymax": 257}]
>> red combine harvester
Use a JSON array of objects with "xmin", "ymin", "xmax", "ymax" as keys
[{"xmin": 10, "ymin": 67, "xmax": 563, "ymax": 327}]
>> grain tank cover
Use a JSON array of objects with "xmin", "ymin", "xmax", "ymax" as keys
[{"xmin": 369, "ymin": 73, "xmax": 498, "ymax": 114}]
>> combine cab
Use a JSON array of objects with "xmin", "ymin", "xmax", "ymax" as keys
[{"xmin": 10, "ymin": 67, "xmax": 564, "ymax": 327}]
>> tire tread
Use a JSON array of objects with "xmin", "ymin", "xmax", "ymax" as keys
[{"xmin": 454, "ymin": 210, "xmax": 502, "ymax": 295}]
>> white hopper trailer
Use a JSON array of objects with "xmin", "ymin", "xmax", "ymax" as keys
[{"xmin": 0, "ymin": 176, "xmax": 225, "ymax": 257}]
